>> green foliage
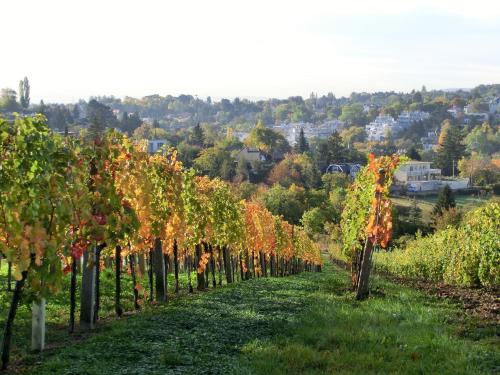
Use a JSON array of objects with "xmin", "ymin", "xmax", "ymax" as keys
[
  {"xmin": 87, "ymin": 99, "xmax": 118, "ymax": 137},
  {"xmin": 263, "ymin": 184, "xmax": 305, "ymax": 225},
  {"xmin": 176, "ymin": 141, "xmax": 201, "ymax": 168},
  {"xmin": 340, "ymin": 155, "xmax": 402, "ymax": 260},
  {"xmin": 340, "ymin": 167, "xmax": 373, "ymax": 259},
  {"xmin": 339, "ymin": 103, "xmax": 366, "ymax": 125},
  {"xmin": 190, "ymin": 123, "xmax": 205, "ymax": 146},
  {"xmin": 245, "ymin": 121, "xmax": 290, "ymax": 155},
  {"xmin": 436, "ymin": 123, "xmax": 466, "ymax": 176},
  {"xmin": 193, "ymin": 146, "xmax": 234, "ymax": 180},
  {"xmin": 408, "ymin": 197, "xmax": 423, "ymax": 226},
  {"xmin": 301, "ymin": 207, "xmax": 327, "ymax": 235},
  {"xmin": 321, "ymin": 172, "xmax": 349, "ymax": 195},
  {"xmin": 18, "ymin": 77, "xmax": 30, "ymax": 110},
  {"xmin": 432, "ymin": 184, "xmax": 456, "ymax": 218},
  {"xmin": 0, "ymin": 115, "xmax": 80, "ymax": 297},
  {"xmin": 0, "ymin": 88, "xmax": 19, "ymax": 112},
  {"xmin": 432, "ymin": 208, "xmax": 463, "ymax": 231},
  {"xmin": 326, "ymin": 131, "xmax": 348, "ymax": 163},
  {"xmin": 120, "ymin": 112, "xmax": 142, "ymax": 134},
  {"xmin": 133, "ymin": 122, "xmax": 168, "ymax": 140},
  {"xmin": 465, "ymin": 123, "xmax": 500, "ymax": 156},
  {"xmin": 293, "ymin": 128, "xmax": 309, "ymax": 153},
  {"xmin": 375, "ymin": 202, "xmax": 500, "ymax": 287},
  {"xmin": 267, "ymin": 153, "xmax": 320, "ymax": 189}
]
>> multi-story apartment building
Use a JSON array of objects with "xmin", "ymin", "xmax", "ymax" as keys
[{"xmin": 365, "ymin": 114, "xmax": 398, "ymax": 141}]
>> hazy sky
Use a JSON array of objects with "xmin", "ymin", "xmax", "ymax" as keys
[{"xmin": 2, "ymin": 0, "xmax": 500, "ymax": 103}]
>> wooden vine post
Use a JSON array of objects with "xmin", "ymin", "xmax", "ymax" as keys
[
  {"xmin": 356, "ymin": 168, "xmax": 385, "ymax": 300},
  {"xmin": 80, "ymin": 249, "xmax": 96, "ymax": 330},
  {"xmin": 31, "ymin": 299, "xmax": 46, "ymax": 351},
  {"xmin": 153, "ymin": 238, "xmax": 167, "ymax": 302}
]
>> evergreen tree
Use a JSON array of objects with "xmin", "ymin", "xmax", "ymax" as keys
[
  {"xmin": 37, "ymin": 100, "xmax": 47, "ymax": 116},
  {"xmin": 22, "ymin": 77, "xmax": 30, "ymax": 109},
  {"xmin": 86, "ymin": 99, "xmax": 118, "ymax": 137},
  {"xmin": 152, "ymin": 119, "xmax": 160, "ymax": 138},
  {"xmin": 294, "ymin": 128, "xmax": 309, "ymax": 153},
  {"xmin": 72, "ymin": 104, "xmax": 80, "ymax": 120},
  {"xmin": 191, "ymin": 123, "xmax": 205, "ymax": 146},
  {"xmin": 407, "ymin": 146, "xmax": 421, "ymax": 161},
  {"xmin": 432, "ymin": 184, "xmax": 456, "ymax": 217},
  {"xmin": 235, "ymin": 155, "xmax": 250, "ymax": 182},
  {"xmin": 120, "ymin": 112, "xmax": 141, "ymax": 135},
  {"xmin": 18, "ymin": 80, "xmax": 25, "ymax": 109},
  {"xmin": 88, "ymin": 113, "xmax": 105, "ymax": 138},
  {"xmin": 436, "ymin": 122, "xmax": 466, "ymax": 176},
  {"xmin": 326, "ymin": 131, "xmax": 348, "ymax": 164},
  {"xmin": 408, "ymin": 197, "xmax": 422, "ymax": 226},
  {"xmin": 18, "ymin": 77, "xmax": 30, "ymax": 110}
]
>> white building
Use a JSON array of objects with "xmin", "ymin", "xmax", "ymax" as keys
[
  {"xmin": 273, "ymin": 120, "xmax": 343, "ymax": 145},
  {"xmin": 447, "ymin": 106, "xmax": 463, "ymax": 118},
  {"xmin": 148, "ymin": 139, "xmax": 168, "ymax": 153},
  {"xmin": 420, "ymin": 131, "xmax": 438, "ymax": 151},
  {"xmin": 236, "ymin": 147, "xmax": 267, "ymax": 162},
  {"xmin": 394, "ymin": 161, "xmax": 441, "ymax": 183},
  {"xmin": 366, "ymin": 114, "xmax": 398, "ymax": 141},
  {"xmin": 464, "ymin": 105, "xmax": 489, "ymax": 121},
  {"xmin": 489, "ymin": 97, "xmax": 500, "ymax": 114},
  {"xmin": 394, "ymin": 161, "xmax": 469, "ymax": 193},
  {"xmin": 396, "ymin": 111, "xmax": 430, "ymax": 129}
]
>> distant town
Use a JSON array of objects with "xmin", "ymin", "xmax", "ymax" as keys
[{"xmin": 1, "ymin": 81, "xmax": 499, "ymax": 198}]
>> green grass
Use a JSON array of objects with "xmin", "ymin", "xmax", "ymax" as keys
[
  {"xmin": 1, "ymin": 261, "xmax": 498, "ymax": 374},
  {"xmin": 391, "ymin": 194, "xmax": 494, "ymax": 223}
]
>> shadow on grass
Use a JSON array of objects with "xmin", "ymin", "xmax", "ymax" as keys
[
  {"xmin": 240, "ymin": 266, "xmax": 499, "ymax": 375},
  {"xmin": 3, "ymin": 262, "xmax": 498, "ymax": 375}
]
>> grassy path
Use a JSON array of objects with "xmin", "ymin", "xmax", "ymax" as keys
[{"xmin": 18, "ymin": 262, "xmax": 500, "ymax": 374}]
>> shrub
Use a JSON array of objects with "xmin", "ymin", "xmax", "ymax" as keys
[{"xmin": 374, "ymin": 202, "xmax": 499, "ymax": 287}]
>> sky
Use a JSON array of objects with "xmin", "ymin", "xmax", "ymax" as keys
[{"xmin": 1, "ymin": 0, "xmax": 500, "ymax": 103}]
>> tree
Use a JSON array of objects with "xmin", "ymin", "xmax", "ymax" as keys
[
  {"xmin": 408, "ymin": 197, "xmax": 422, "ymax": 226},
  {"xmin": 294, "ymin": 128, "xmax": 309, "ymax": 153},
  {"xmin": 120, "ymin": 112, "xmax": 142, "ymax": 135},
  {"xmin": 263, "ymin": 184, "xmax": 304, "ymax": 225},
  {"xmin": 18, "ymin": 81, "xmax": 24, "ymax": 109},
  {"xmin": 190, "ymin": 123, "xmax": 205, "ymax": 146},
  {"xmin": 301, "ymin": 207, "xmax": 327, "ymax": 235},
  {"xmin": 37, "ymin": 100, "xmax": 47, "ymax": 116},
  {"xmin": 458, "ymin": 156, "xmax": 500, "ymax": 187},
  {"xmin": 340, "ymin": 126, "xmax": 366, "ymax": 146},
  {"xmin": 339, "ymin": 103, "xmax": 366, "ymax": 125},
  {"xmin": 406, "ymin": 147, "xmax": 421, "ymax": 161},
  {"xmin": 268, "ymin": 153, "xmax": 320, "ymax": 189},
  {"xmin": 465, "ymin": 123, "xmax": 500, "ymax": 156},
  {"xmin": 152, "ymin": 119, "xmax": 160, "ymax": 138},
  {"xmin": 326, "ymin": 131, "xmax": 348, "ymax": 163},
  {"xmin": 321, "ymin": 173, "xmax": 349, "ymax": 195},
  {"xmin": 0, "ymin": 88, "xmax": 19, "ymax": 112},
  {"xmin": 245, "ymin": 120, "xmax": 290, "ymax": 155},
  {"xmin": 193, "ymin": 147, "xmax": 234, "ymax": 180},
  {"xmin": 133, "ymin": 123, "xmax": 168, "ymax": 140},
  {"xmin": 235, "ymin": 154, "xmax": 250, "ymax": 182},
  {"xmin": 436, "ymin": 121, "xmax": 466, "ymax": 176},
  {"xmin": 86, "ymin": 99, "xmax": 117, "ymax": 137},
  {"xmin": 18, "ymin": 77, "xmax": 30, "ymax": 110},
  {"xmin": 432, "ymin": 185, "xmax": 456, "ymax": 218}
]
